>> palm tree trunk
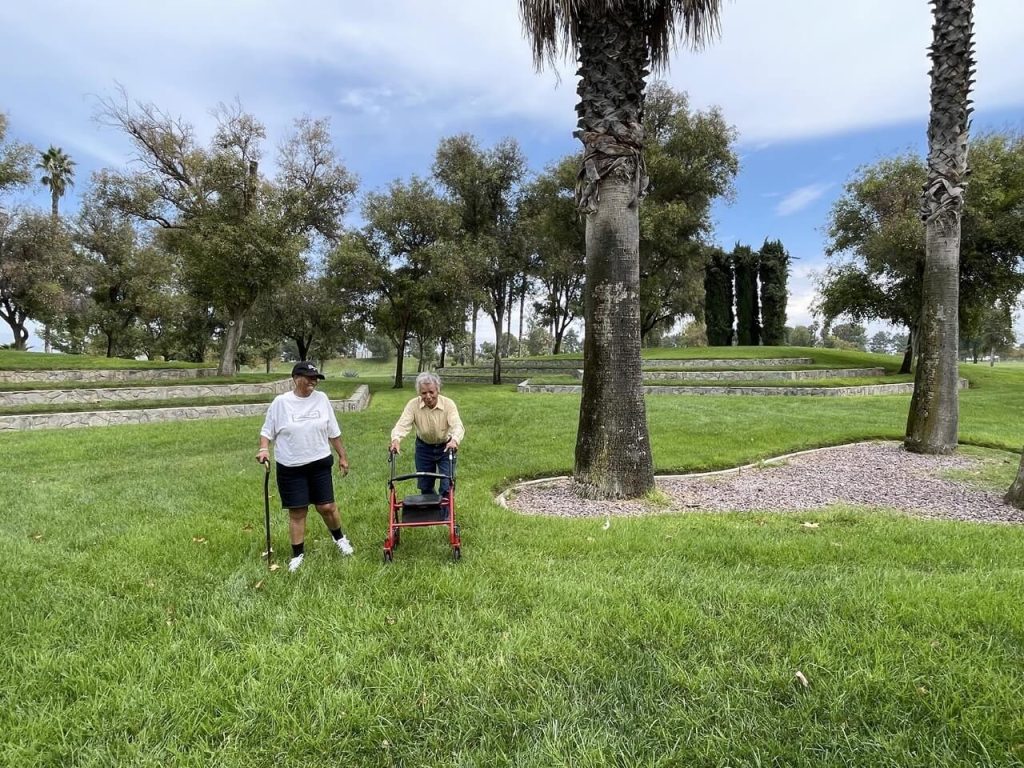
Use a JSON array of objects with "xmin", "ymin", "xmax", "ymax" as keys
[
  {"xmin": 571, "ymin": 6, "xmax": 654, "ymax": 499},
  {"xmin": 1006, "ymin": 447, "xmax": 1024, "ymax": 509},
  {"xmin": 575, "ymin": 171, "xmax": 653, "ymax": 498},
  {"xmin": 906, "ymin": 0, "xmax": 974, "ymax": 455}
]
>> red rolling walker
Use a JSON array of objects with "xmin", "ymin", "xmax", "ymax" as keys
[{"xmin": 384, "ymin": 448, "xmax": 461, "ymax": 561}]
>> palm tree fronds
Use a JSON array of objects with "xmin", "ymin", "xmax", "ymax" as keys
[{"xmin": 519, "ymin": 0, "xmax": 723, "ymax": 71}]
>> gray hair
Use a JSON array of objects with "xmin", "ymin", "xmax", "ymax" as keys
[{"xmin": 415, "ymin": 371, "xmax": 441, "ymax": 392}]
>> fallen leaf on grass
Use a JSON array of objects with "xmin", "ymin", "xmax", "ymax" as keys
[
  {"xmin": 261, "ymin": 548, "xmax": 274, "ymax": 558},
  {"xmin": 917, "ymin": 686, "xmax": 929, "ymax": 696},
  {"xmin": 242, "ymin": 523, "xmax": 254, "ymax": 532},
  {"xmin": 269, "ymin": 563, "xmax": 281, "ymax": 572},
  {"xmin": 800, "ymin": 522, "xmax": 820, "ymax": 529},
  {"xmin": 192, "ymin": 536, "xmax": 207, "ymax": 544},
  {"xmin": 602, "ymin": 517, "xmax": 611, "ymax": 530},
  {"xmin": 30, "ymin": 533, "xmax": 44, "ymax": 541},
  {"xmin": 795, "ymin": 670, "xmax": 809, "ymax": 688},
  {"xmin": 253, "ymin": 580, "xmax": 264, "ymax": 590},
  {"xmin": 386, "ymin": 616, "xmax": 397, "ymax": 625}
]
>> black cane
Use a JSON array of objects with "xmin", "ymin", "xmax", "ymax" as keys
[{"xmin": 262, "ymin": 459, "xmax": 272, "ymax": 567}]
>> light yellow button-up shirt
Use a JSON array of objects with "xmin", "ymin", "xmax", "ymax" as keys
[{"xmin": 390, "ymin": 394, "xmax": 465, "ymax": 446}]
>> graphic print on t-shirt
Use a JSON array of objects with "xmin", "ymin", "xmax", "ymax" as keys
[{"xmin": 292, "ymin": 410, "xmax": 321, "ymax": 421}]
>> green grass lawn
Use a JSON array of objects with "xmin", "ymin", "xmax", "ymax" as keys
[{"xmin": 1, "ymin": 349, "xmax": 1023, "ymax": 767}]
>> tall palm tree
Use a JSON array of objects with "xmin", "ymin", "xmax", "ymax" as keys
[
  {"xmin": 35, "ymin": 145, "xmax": 76, "ymax": 352},
  {"xmin": 36, "ymin": 145, "xmax": 76, "ymax": 220},
  {"xmin": 519, "ymin": 0, "xmax": 722, "ymax": 499},
  {"xmin": 905, "ymin": 0, "xmax": 974, "ymax": 454}
]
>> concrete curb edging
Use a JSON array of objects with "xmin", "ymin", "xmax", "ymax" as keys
[{"xmin": 0, "ymin": 384, "xmax": 371, "ymax": 432}]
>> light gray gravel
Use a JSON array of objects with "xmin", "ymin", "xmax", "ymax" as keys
[{"xmin": 501, "ymin": 441, "xmax": 1024, "ymax": 524}]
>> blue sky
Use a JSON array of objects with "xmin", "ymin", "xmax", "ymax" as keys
[{"xmin": 2, "ymin": 0, "xmax": 1023, "ymax": 347}]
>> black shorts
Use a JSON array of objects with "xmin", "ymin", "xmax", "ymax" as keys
[{"xmin": 276, "ymin": 454, "xmax": 335, "ymax": 509}]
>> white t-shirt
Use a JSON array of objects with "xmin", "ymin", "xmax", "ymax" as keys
[{"xmin": 260, "ymin": 390, "xmax": 341, "ymax": 467}]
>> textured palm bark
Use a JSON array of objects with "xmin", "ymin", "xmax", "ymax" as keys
[
  {"xmin": 572, "ymin": 8, "xmax": 654, "ymax": 499},
  {"xmin": 1006, "ymin": 448, "xmax": 1024, "ymax": 510},
  {"xmin": 905, "ymin": 0, "xmax": 973, "ymax": 455},
  {"xmin": 574, "ymin": 172, "xmax": 653, "ymax": 498},
  {"xmin": 905, "ymin": 219, "xmax": 961, "ymax": 453}
]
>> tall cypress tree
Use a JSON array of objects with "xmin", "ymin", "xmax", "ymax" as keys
[
  {"xmin": 758, "ymin": 239, "xmax": 790, "ymax": 345},
  {"xmin": 703, "ymin": 246, "xmax": 734, "ymax": 346},
  {"xmin": 733, "ymin": 243, "xmax": 760, "ymax": 346}
]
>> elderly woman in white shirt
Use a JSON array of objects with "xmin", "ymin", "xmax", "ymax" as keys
[{"xmin": 257, "ymin": 361, "xmax": 353, "ymax": 572}]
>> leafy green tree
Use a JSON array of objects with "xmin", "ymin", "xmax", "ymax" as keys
[
  {"xmin": 0, "ymin": 210, "xmax": 75, "ymax": 349},
  {"xmin": 98, "ymin": 96, "xmax": 356, "ymax": 375},
  {"xmin": 0, "ymin": 114, "xmax": 33, "ymax": 201},
  {"xmin": 36, "ymin": 146, "xmax": 75, "ymax": 220},
  {"xmin": 433, "ymin": 134, "xmax": 527, "ymax": 384},
  {"xmin": 962, "ymin": 301, "xmax": 1015, "ymax": 364},
  {"xmin": 703, "ymin": 246, "xmax": 733, "ymax": 345},
  {"xmin": 817, "ymin": 155, "xmax": 926, "ymax": 373},
  {"xmin": 519, "ymin": 0, "xmax": 724, "ymax": 499},
  {"xmin": 329, "ymin": 178, "xmax": 461, "ymax": 388},
  {"xmin": 520, "ymin": 155, "xmax": 584, "ymax": 355},
  {"xmin": 826, "ymin": 321, "xmax": 868, "ymax": 351},
  {"xmin": 73, "ymin": 191, "xmax": 174, "ymax": 357},
  {"xmin": 787, "ymin": 324, "xmax": 819, "ymax": 348},
  {"xmin": 818, "ymin": 133, "xmax": 1024, "ymax": 376},
  {"xmin": 869, "ymin": 331, "xmax": 892, "ymax": 354},
  {"xmin": 640, "ymin": 82, "xmax": 737, "ymax": 343},
  {"xmin": 266, "ymin": 272, "xmax": 361, "ymax": 363},
  {"xmin": 524, "ymin": 321, "xmax": 555, "ymax": 356},
  {"xmin": 733, "ymin": 243, "xmax": 760, "ymax": 345},
  {"xmin": 758, "ymin": 239, "xmax": 790, "ymax": 345},
  {"xmin": 907, "ymin": 0, "xmax": 975, "ymax": 455}
]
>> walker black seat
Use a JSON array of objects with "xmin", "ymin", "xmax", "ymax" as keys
[{"xmin": 402, "ymin": 493, "xmax": 442, "ymax": 508}]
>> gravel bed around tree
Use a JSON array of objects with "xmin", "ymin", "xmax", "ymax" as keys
[{"xmin": 500, "ymin": 441, "xmax": 1024, "ymax": 524}]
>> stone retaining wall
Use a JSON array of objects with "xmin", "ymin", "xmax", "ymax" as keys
[
  {"xmin": 517, "ymin": 380, "xmax": 970, "ymax": 397},
  {"xmin": 0, "ymin": 385, "xmax": 371, "ymax": 431},
  {"xmin": 0, "ymin": 378, "xmax": 292, "ymax": 407},
  {"xmin": 0, "ymin": 367, "xmax": 218, "ymax": 384},
  {"xmin": 642, "ymin": 357, "xmax": 815, "ymax": 369},
  {"xmin": 643, "ymin": 367, "xmax": 887, "ymax": 382}
]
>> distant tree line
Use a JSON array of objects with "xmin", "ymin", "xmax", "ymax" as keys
[{"xmin": 0, "ymin": 81, "xmax": 744, "ymax": 386}]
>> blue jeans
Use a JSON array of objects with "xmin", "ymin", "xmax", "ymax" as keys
[{"xmin": 415, "ymin": 438, "xmax": 451, "ymax": 496}]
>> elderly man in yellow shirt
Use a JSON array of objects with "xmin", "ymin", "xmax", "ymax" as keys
[{"xmin": 389, "ymin": 372, "xmax": 465, "ymax": 502}]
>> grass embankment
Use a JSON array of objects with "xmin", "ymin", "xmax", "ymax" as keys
[{"xmin": 1, "ymin": 349, "xmax": 1023, "ymax": 766}]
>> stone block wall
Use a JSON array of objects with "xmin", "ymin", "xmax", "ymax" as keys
[
  {"xmin": 0, "ymin": 379, "xmax": 292, "ymax": 407},
  {"xmin": 0, "ymin": 368, "xmax": 218, "ymax": 384},
  {"xmin": 0, "ymin": 385, "xmax": 370, "ymax": 431}
]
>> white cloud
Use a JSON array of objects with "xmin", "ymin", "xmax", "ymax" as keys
[{"xmin": 775, "ymin": 183, "xmax": 832, "ymax": 217}]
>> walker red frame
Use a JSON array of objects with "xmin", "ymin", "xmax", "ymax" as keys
[{"xmin": 384, "ymin": 448, "xmax": 461, "ymax": 561}]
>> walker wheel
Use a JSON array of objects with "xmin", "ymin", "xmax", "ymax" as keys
[
  {"xmin": 393, "ymin": 528, "xmax": 400, "ymax": 547},
  {"xmin": 452, "ymin": 546, "xmax": 461, "ymax": 561},
  {"xmin": 384, "ymin": 548, "xmax": 393, "ymax": 563}
]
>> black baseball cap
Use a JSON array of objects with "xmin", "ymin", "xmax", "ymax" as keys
[{"xmin": 291, "ymin": 361, "xmax": 325, "ymax": 380}]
